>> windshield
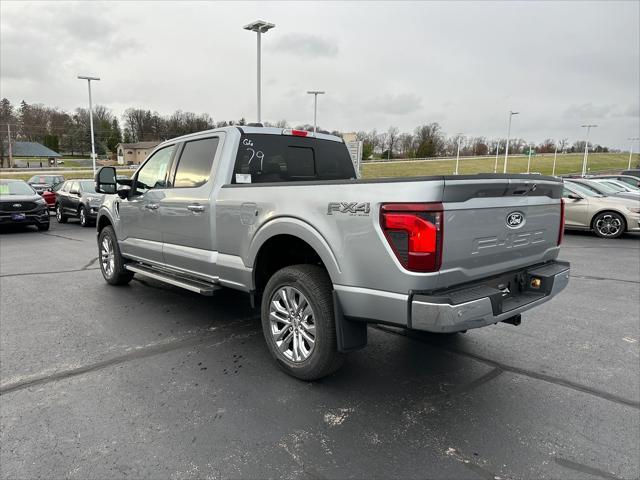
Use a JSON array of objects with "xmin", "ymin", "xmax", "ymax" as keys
[
  {"xmin": 595, "ymin": 180, "xmax": 626, "ymax": 192},
  {"xmin": 79, "ymin": 180, "xmax": 95, "ymax": 192},
  {"xmin": 606, "ymin": 180, "xmax": 639, "ymax": 191},
  {"xmin": 28, "ymin": 175, "xmax": 60, "ymax": 184},
  {"xmin": 566, "ymin": 182, "xmax": 602, "ymax": 197},
  {"xmin": 583, "ymin": 181, "xmax": 617, "ymax": 194},
  {"xmin": 0, "ymin": 181, "xmax": 36, "ymax": 195}
]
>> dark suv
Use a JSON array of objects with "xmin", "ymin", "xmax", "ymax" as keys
[
  {"xmin": 0, "ymin": 179, "xmax": 50, "ymax": 230},
  {"xmin": 55, "ymin": 179, "xmax": 104, "ymax": 227}
]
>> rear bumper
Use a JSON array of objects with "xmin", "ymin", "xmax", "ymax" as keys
[{"xmin": 411, "ymin": 261, "xmax": 570, "ymax": 333}]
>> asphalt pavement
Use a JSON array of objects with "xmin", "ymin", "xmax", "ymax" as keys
[{"xmin": 1, "ymin": 219, "xmax": 638, "ymax": 480}]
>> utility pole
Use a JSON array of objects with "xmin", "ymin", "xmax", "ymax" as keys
[
  {"xmin": 78, "ymin": 75, "xmax": 100, "ymax": 174},
  {"xmin": 552, "ymin": 142, "xmax": 559, "ymax": 176},
  {"xmin": 628, "ymin": 137, "xmax": 640, "ymax": 169},
  {"xmin": 243, "ymin": 20, "xmax": 275, "ymax": 123},
  {"xmin": 527, "ymin": 144, "xmax": 533, "ymax": 174},
  {"xmin": 503, "ymin": 110, "xmax": 519, "ymax": 173},
  {"xmin": 580, "ymin": 124, "xmax": 597, "ymax": 177},
  {"xmin": 307, "ymin": 91, "xmax": 325, "ymax": 134},
  {"xmin": 7, "ymin": 124, "xmax": 13, "ymax": 168},
  {"xmin": 494, "ymin": 141, "xmax": 500, "ymax": 173},
  {"xmin": 455, "ymin": 133, "xmax": 463, "ymax": 175}
]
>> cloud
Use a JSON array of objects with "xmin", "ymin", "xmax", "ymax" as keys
[
  {"xmin": 371, "ymin": 93, "xmax": 422, "ymax": 115},
  {"xmin": 562, "ymin": 103, "xmax": 615, "ymax": 119},
  {"xmin": 268, "ymin": 33, "xmax": 338, "ymax": 58}
]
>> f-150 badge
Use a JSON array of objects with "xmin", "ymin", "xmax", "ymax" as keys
[{"xmin": 327, "ymin": 202, "xmax": 370, "ymax": 216}]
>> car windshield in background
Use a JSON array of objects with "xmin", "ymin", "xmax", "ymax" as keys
[
  {"xmin": 28, "ymin": 175, "xmax": 62, "ymax": 184},
  {"xmin": 595, "ymin": 181, "xmax": 626, "ymax": 192},
  {"xmin": 79, "ymin": 180, "xmax": 95, "ymax": 191},
  {"xmin": 0, "ymin": 181, "xmax": 36, "ymax": 195},
  {"xmin": 233, "ymin": 134, "xmax": 356, "ymax": 184},
  {"xmin": 583, "ymin": 181, "xmax": 617, "ymax": 194},
  {"xmin": 567, "ymin": 182, "xmax": 602, "ymax": 197}
]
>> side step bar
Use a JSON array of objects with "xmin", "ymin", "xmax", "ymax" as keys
[{"xmin": 125, "ymin": 264, "xmax": 220, "ymax": 296}]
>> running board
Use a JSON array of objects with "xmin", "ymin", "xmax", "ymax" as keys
[{"xmin": 125, "ymin": 264, "xmax": 220, "ymax": 296}]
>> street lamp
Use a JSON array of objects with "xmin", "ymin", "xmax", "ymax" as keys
[
  {"xmin": 454, "ymin": 133, "xmax": 463, "ymax": 175},
  {"xmin": 580, "ymin": 124, "xmax": 597, "ymax": 177},
  {"xmin": 494, "ymin": 141, "xmax": 500, "ymax": 173},
  {"xmin": 627, "ymin": 137, "xmax": 640, "ymax": 169},
  {"xmin": 307, "ymin": 91, "xmax": 325, "ymax": 134},
  {"xmin": 77, "ymin": 75, "xmax": 100, "ymax": 175},
  {"xmin": 552, "ymin": 141, "xmax": 559, "ymax": 176},
  {"xmin": 243, "ymin": 20, "xmax": 275, "ymax": 123},
  {"xmin": 526, "ymin": 144, "xmax": 534, "ymax": 174},
  {"xmin": 503, "ymin": 110, "xmax": 519, "ymax": 173}
]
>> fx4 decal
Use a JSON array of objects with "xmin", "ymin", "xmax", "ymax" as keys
[{"xmin": 327, "ymin": 202, "xmax": 371, "ymax": 216}]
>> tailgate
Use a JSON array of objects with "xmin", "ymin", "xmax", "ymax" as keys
[{"xmin": 437, "ymin": 175, "xmax": 563, "ymax": 289}]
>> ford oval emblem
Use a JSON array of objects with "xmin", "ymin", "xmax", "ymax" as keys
[
  {"xmin": 506, "ymin": 211, "xmax": 525, "ymax": 228},
  {"xmin": 12, "ymin": 203, "xmax": 22, "ymax": 208}
]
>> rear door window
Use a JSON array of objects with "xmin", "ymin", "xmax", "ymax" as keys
[
  {"xmin": 173, "ymin": 137, "xmax": 219, "ymax": 188},
  {"xmin": 233, "ymin": 134, "xmax": 355, "ymax": 184}
]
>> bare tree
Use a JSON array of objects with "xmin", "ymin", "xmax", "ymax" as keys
[{"xmin": 386, "ymin": 126, "xmax": 399, "ymax": 160}]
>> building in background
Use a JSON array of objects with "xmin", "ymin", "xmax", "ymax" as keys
[
  {"xmin": 116, "ymin": 141, "xmax": 161, "ymax": 165},
  {"xmin": 11, "ymin": 141, "xmax": 62, "ymax": 167}
]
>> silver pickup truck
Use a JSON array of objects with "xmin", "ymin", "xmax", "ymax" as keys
[{"xmin": 95, "ymin": 126, "xmax": 570, "ymax": 380}]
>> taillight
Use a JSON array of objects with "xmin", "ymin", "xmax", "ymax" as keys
[
  {"xmin": 381, "ymin": 203, "xmax": 443, "ymax": 272},
  {"xmin": 557, "ymin": 198, "xmax": 565, "ymax": 245}
]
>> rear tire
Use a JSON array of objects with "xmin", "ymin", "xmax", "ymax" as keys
[
  {"xmin": 261, "ymin": 264, "xmax": 344, "ymax": 381},
  {"xmin": 55, "ymin": 204, "xmax": 67, "ymax": 223},
  {"xmin": 593, "ymin": 211, "xmax": 625, "ymax": 239},
  {"xmin": 98, "ymin": 225, "xmax": 133, "ymax": 285}
]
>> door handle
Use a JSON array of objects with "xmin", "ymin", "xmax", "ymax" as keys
[
  {"xmin": 187, "ymin": 204, "xmax": 205, "ymax": 212},
  {"xmin": 145, "ymin": 203, "xmax": 159, "ymax": 210}
]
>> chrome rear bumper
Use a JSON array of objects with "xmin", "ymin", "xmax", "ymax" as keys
[{"xmin": 411, "ymin": 261, "xmax": 570, "ymax": 333}]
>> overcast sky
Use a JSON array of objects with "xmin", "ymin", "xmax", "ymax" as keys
[{"xmin": 1, "ymin": 1, "xmax": 639, "ymax": 148}]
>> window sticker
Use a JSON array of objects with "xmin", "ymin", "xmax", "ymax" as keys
[{"xmin": 235, "ymin": 173, "xmax": 252, "ymax": 184}]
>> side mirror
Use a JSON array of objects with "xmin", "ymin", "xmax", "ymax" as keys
[
  {"xmin": 96, "ymin": 166, "xmax": 117, "ymax": 194},
  {"xmin": 567, "ymin": 194, "xmax": 582, "ymax": 200},
  {"xmin": 70, "ymin": 189, "xmax": 80, "ymax": 195}
]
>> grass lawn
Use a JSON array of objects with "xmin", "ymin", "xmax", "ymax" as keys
[{"xmin": 362, "ymin": 153, "xmax": 639, "ymax": 178}]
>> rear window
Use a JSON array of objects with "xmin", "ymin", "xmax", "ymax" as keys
[
  {"xmin": 173, "ymin": 137, "xmax": 219, "ymax": 188},
  {"xmin": 232, "ymin": 134, "xmax": 356, "ymax": 184}
]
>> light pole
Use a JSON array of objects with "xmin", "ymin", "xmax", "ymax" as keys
[
  {"xmin": 494, "ymin": 141, "xmax": 500, "ymax": 173},
  {"xmin": 580, "ymin": 124, "xmax": 597, "ymax": 177},
  {"xmin": 628, "ymin": 137, "xmax": 640, "ymax": 169},
  {"xmin": 77, "ymin": 75, "xmax": 100, "ymax": 175},
  {"xmin": 243, "ymin": 20, "xmax": 275, "ymax": 124},
  {"xmin": 552, "ymin": 142, "xmax": 559, "ymax": 176},
  {"xmin": 455, "ymin": 133, "xmax": 463, "ymax": 175},
  {"xmin": 503, "ymin": 110, "xmax": 519, "ymax": 173},
  {"xmin": 526, "ymin": 144, "xmax": 533, "ymax": 174},
  {"xmin": 307, "ymin": 91, "xmax": 325, "ymax": 134}
]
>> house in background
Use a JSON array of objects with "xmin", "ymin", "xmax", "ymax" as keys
[
  {"xmin": 11, "ymin": 141, "xmax": 62, "ymax": 167},
  {"xmin": 116, "ymin": 141, "xmax": 161, "ymax": 165}
]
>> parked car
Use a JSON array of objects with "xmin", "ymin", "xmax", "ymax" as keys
[
  {"xmin": 27, "ymin": 175, "xmax": 65, "ymax": 194},
  {"xmin": 55, "ymin": 179, "xmax": 104, "ymax": 227},
  {"xmin": 593, "ymin": 178, "xmax": 640, "ymax": 194},
  {"xmin": 563, "ymin": 181, "xmax": 640, "ymax": 238},
  {"xmin": 40, "ymin": 189, "xmax": 56, "ymax": 210},
  {"xmin": 565, "ymin": 178, "xmax": 639, "ymax": 201},
  {"xmin": 592, "ymin": 174, "xmax": 640, "ymax": 188},
  {"xmin": 0, "ymin": 179, "xmax": 50, "ymax": 230},
  {"xmin": 93, "ymin": 126, "xmax": 570, "ymax": 380}
]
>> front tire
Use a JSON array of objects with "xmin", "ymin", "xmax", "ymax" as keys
[
  {"xmin": 261, "ymin": 264, "xmax": 344, "ymax": 381},
  {"xmin": 37, "ymin": 222, "xmax": 50, "ymax": 231},
  {"xmin": 98, "ymin": 225, "xmax": 133, "ymax": 285},
  {"xmin": 79, "ymin": 206, "xmax": 91, "ymax": 227},
  {"xmin": 593, "ymin": 212, "xmax": 625, "ymax": 239},
  {"xmin": 55, "ymin": 204, "xmax": 67, "ymax": 223}
]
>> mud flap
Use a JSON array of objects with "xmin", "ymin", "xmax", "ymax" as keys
[{"xmin": 333, "ymin": 290, "xmax": 368, "ymax": 352}]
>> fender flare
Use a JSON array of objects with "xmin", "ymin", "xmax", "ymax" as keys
[{"xmin": 247, "ymin": 216, "xmax": 342, "ymax": 284}]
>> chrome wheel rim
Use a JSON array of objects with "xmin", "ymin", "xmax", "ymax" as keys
[
  {"xmin": 100, "ymin": 236, "xmax": 115, "ymax": 277},
  {"xmin": 595, "ymin": 215, "xmax": 622, "ymax": 237},
  {"xmin": 80, "ymin": 209, "xmax": 86, "ymax": 225},
  {"xmin": 269, "ymin": 286, "xmax": 316, "ymax": 363},
  {"xmin": 56, "ymin": 206, "xmax": 61, "ymax": 221}
]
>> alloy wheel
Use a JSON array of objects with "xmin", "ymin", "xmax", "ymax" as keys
[
  {"xmin": 100, "ymin": 236, "xmax": 115, "ymax": 278},
  {"xmin": 595, "ymin": 214, "xmax": 622, "ymax": 237},
  {"xmin": 269, "ymin": 286, "xmax": 316, "ymax": 362}
]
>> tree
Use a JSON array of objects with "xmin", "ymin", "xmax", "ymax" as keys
[
  {"xmin": 386, "ymin": 126, "xmax": 399, "ymax": 160},
  {"xmin": 0, "ymin": 98, "xmax": 16, "ymax": 167},
  {"xmin": 414, "ymin": 123, "xmax": 445, "ymax": 157}
]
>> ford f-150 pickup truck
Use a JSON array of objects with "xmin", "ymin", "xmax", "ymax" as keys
[{"xmin": 94, "ymin": 126, "xmax": 570, "ymax": 380}]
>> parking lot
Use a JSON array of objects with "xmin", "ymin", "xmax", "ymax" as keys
[{"xmin": 1, "ymin": 220, "xmax": 638, "ymax": 480}]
